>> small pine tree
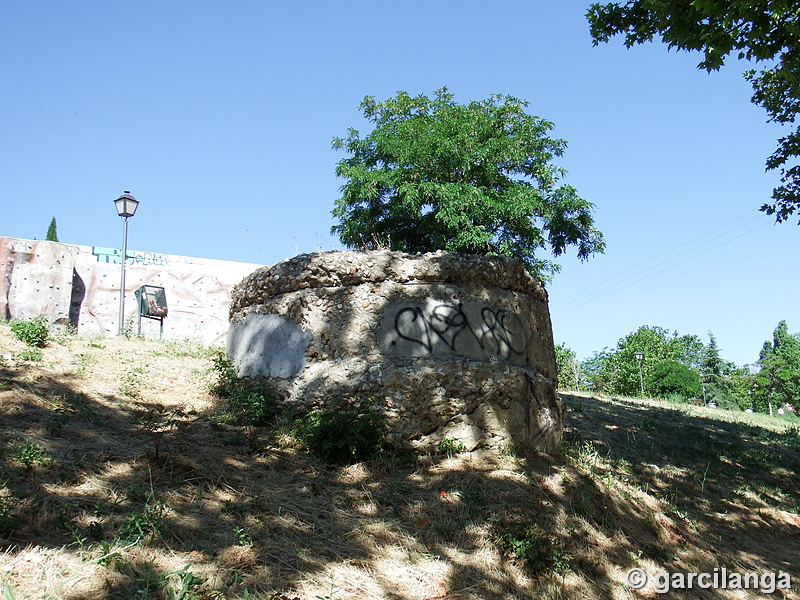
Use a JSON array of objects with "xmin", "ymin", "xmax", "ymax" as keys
[{"xmin": 46, "ymin": 218, "xmax": 58, "ymax": 242}]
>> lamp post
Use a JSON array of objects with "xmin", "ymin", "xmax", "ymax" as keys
[
  {"xmin": 114, "ymin": 191, "xmax": 139, "ymax": 335},
  {"xmin": 634, "ymin": 351, "xmax": 644, "ymax": 396}
]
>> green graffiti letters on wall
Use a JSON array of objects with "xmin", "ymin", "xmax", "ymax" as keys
[{"xmin": 92, "ymin": 247, "xmax": 170, "ymax": 266}]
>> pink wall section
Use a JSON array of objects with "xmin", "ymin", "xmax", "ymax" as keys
[{"xmin": 0, "ymin": 237, "xmax": 263, "ymax": 346}]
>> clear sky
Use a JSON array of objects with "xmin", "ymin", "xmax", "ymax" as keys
[{"xmin": 2, "ymin": 1, "xmax": 797, "ymax": 367}]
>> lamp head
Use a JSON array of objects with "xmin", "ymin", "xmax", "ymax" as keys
[{"xmin": 114, "ymin": 191, "xmax": 139, "ymax": 218}]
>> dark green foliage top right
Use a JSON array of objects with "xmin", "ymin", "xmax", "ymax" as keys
[{"xmin": 587, "ymin": 1, "xmax": 800, "ymax": 222}]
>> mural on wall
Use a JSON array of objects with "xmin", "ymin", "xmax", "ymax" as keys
[
  {"xmin": 379, "ymin": 299, "xmax": 530, "ymax": 366},
  {"xmin": 1, "ymin": 237, "xmax": 261, "ymax": 345}
]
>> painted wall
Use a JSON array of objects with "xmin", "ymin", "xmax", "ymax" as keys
[{"xmin": 0, "ymin": 237, "xmax": 262, "ymax": 346}]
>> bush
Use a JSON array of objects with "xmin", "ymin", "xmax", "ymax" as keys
[
  {"xmin": 294, "ymin": 399, "xmax": 384, "ymax": 463},
  {"xmin": 208, "ymin": 351, "xmax": 276, "ymax": 425},
  {"xmin": 647, "ymin": 360, "xmax": 701, "ymax": 400},
  {"xmin": 10, "ymin": 315, "xmax": 49, "ymax": 348}
]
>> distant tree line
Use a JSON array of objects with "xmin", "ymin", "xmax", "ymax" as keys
[{"xmin": 556, "ymin": 321, "xmax": 800, "ymax": 416}]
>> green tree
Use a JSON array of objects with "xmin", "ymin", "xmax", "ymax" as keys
[
  {"xmin": 727, "ymin": 365, "xmax": 757, "ymax": 410},
  {"xmin": 587, "ymin": 1, "xmax": 800, "ymax": 221},
  {"xmin": 699, "ymin": 332, "xmax": 740, "ymax": 409},
  {"xmin": 332, "ymin": 88, "xmax": 605, "ymax": 278},
  {"xmin": 755, "ymin": 320, "xmax": 800, "ymax": 414},
  {"xmin": 555, "ymin": 342, "xmax": 582, "ymax": 390},
  {"xmin": 601, "ymin": 325, "xmax": 703, "ymax": 397},
  {"xmin": 46, "ymin": 217, "xmax": 58, "ymax": 242},
  {"xmin": 647, "ymin": 359, "xmax": 702, "ymax": 400},
  {"xmin": 581, "ymin": 348, "xmax": 615, "ymax": 394}
]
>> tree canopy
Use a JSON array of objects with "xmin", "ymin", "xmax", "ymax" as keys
[
  {"xmin": 598, "ymin": 325, "xmax": 704, "ymax": 397},
  {"xmin": 755, "ymin": 320, "xmax": 800, "ymax": 413},
  {"xmin": 587, "ymin": 1, "xmax": 800, "ymax": 222},
  {"xmin": 331, "ymin": 88, "xmax": 605, "ymax": 278},
  {"xmin": 46, "ymin": 217, "xmax": 58, "ymax": 242}
]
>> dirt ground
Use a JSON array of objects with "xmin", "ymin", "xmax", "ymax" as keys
[{"xmin": 0, "ymin": 326, "xmax": 798, "ymax": 599}]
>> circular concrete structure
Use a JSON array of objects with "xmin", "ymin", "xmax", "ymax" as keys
[{"xmin": 227, "ymin": 250, "xmax": 563, "ymax": 453}]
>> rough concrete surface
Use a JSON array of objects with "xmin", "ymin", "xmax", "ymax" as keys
[
  {"xmin": 228, "ymin": 250, "xmax": 564, "ymax": 453},
  {"xmin": 227, "ymin": 312, "xmax": 312, "ymax": 378}
]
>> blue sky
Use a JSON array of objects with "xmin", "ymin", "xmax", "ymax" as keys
[{"xmin": 2, "ymin": 1, "xmax": 797, "ymax": 366}]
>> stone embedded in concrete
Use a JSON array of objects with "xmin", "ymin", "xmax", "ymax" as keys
[
  {"xmin": 227, "ymin": 312, "xmax": 312, "ymax": 379},
  {"xmin": 228, "ymin": 250, "xmax": 563, "ymax": 454}
]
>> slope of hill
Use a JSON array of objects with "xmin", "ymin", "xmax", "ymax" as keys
[{"xmin": 0, "ymin": 323, "xmax": 798, "ymax": 599}]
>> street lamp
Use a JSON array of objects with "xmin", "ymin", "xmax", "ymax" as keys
[
  {"xmin": 114, "ymin": 191, "xmax": 139, "ymax": 335},
  {"xmin": 634, "ymin": 351, "xmax": 644, "ymax": 396}
]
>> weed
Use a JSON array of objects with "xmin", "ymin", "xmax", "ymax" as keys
[
  {"xmin": 118, "ymin": 501, "xmax": 169, "ymax": 544},
  {"xmin": 165, "ymin": 564, "xmax": 206, "ymax": 600},
  {"xmin": 490, "ymin": 517, "xmax": 572, "ymax": 576},
  {"xmin": 72, "ymin": 352, "xmax": 94, "ymax": 376},
  {"xmin": 208, "ymin": 351, "xmax": 276, "ymax": 425},
  {"xmin": 565, "ymin": 439, "xmax": 603, "ymax": 469},
  {"xmin": 437, "ymin": 437, "xmax": 466, "ymax": 456},
  {"xmin": 136, "ymin": 407, "xmax": 185, "ymax": 461},
  {"xmin": 118, "ymin": 364, "xmax": 145, "ymax": 399},
  {"xmin": 233, "ymin": 525, "xmax": 254, "ymax": 546},
  {"xmin": 154, "ymin": 340, "xmax": 214, "ymax": 359},
  {"xmin": 120, "ymin": 316, "xmax": 138, "ymax": 339},
  {"xmin": 10, "ymin": 439, "xmax": 52, "ymax": 470},
  {"xmin": 294, "ymin": 399, "xmax": 384, "ymax": 463},
  {"xmin": 499, "ymin": 443, "xmax": 518, "ymax": 458},
  {"xmin": 10, "ymin": 315, "xmax": 49, "ymax": 347},
  {"xmin": 117, "ymin": 475, "xmax": 169, "ymax": 544},
  {"xmin": 455, "ymin": 488, "xmax": 485, "ymax": 517},
  {"xmin": 95, "ymin": 540, "xmax": 122, "ymax": 567},
  {"xmin": 14, "ymin": 348, "xmax": 42, "ymax": 362},
  {"xmin": 110, "ymin": 561, "xmax": 173, "ymax": 599}
]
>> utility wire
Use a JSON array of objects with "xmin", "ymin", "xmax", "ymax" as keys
[
  {"xmin": 551, "ymin": 211, "xmax": 769, "ymax": 316},
  {"xmin": 554, "ymin": 208, "xmax": 759, "ymax": 308}
]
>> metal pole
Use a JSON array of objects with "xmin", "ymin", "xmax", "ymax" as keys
[
  {"xmin": 637, "ymin": 358, "xmax": 644, "ymax": 396},
  {"xmin": 118, "ymin": 216, "xmax": 129, "ymax": 335}
]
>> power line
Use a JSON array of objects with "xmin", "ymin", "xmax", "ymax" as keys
[
  {"xmin": 554, "ymin": 209, "xmax": 760, "ymax": 307},
  {"xmin": 551, "ymin": 210, "xmax": 770, "ymax": 316}
]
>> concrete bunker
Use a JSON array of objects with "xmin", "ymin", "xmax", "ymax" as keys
[{"xmin": 227, "ymin": 250, "xmax": 564, "ymax": 453}]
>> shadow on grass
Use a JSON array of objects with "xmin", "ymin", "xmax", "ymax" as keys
[
  {"xmin": 1, "ymin": 350, "xmax": 799, "ymax": 599},
  {"xmin": 561, "ymin": 393, "xmax": 800, "ymax": 584}
]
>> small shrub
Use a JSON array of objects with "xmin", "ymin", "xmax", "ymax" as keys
[
  {"xmin": 491, "ymin": 517, "xmax": 572, "ymax": 576},
  {"xmin": 11, "ymin": 439, "xmax": 51, "ymax": 470},
  {"xmin": 10, "ymin": 315, "xmax": 49, "ymax": 347},
  {"xmin": 437, "ymin": 438, "xmax": 466, "ymax": 456},
  {"xmin": 118, "ymin": 475, "xmax": 170, "ymax": 544},
  {"xmin": 294, "ymin": 399, "xmax": 384, "ymax": 463},
  {"xmin": 118, "ymin": 499, "xmax": 169, "ymax": 543},
  {"xmin": 208, "ymin": 351, "xmax": 276, "ymax": 425}
]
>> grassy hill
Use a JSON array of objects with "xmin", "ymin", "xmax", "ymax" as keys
[{"xmin": 0, "ymin": 323, "xmax": 798, "ymax": 599}]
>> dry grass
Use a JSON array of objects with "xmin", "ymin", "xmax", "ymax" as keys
[{"xmin": 0, "ymin": 323, "xmax": 798, "ymax": 599}]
